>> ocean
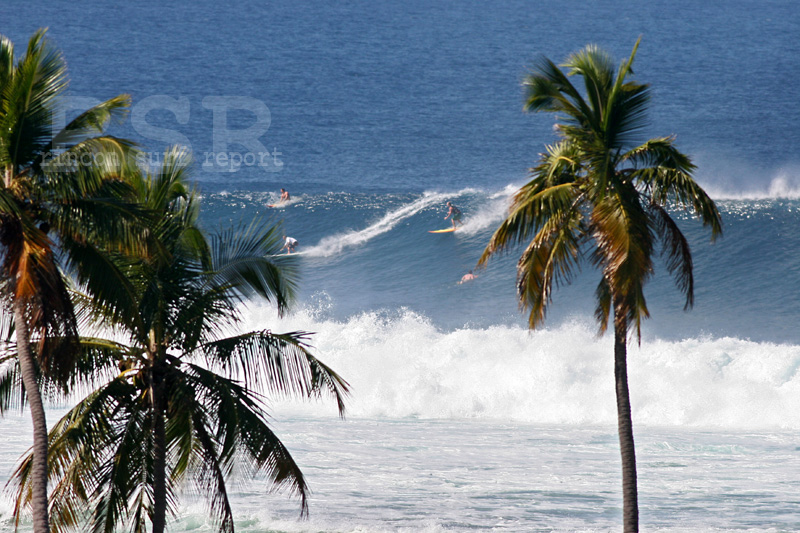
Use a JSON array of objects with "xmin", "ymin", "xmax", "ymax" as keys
[{"xmin": 1, "ymin": 0, "xmax": 800, "ymax": 531}]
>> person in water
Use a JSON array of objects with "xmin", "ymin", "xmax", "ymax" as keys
[
  {"xmin": 279, "ymin": 188, "xmax": 290, "ymax": 203},
  {"xmin": 444, "ymin": 201, "xmax": 463, "ymax": 229},
  {"xmin": 282, "ymin": 235, "xmax": 298, "ymax": 254},
  {"xmin": 459, "ymin": 270, "xmax": 476, "ymax": 284}
]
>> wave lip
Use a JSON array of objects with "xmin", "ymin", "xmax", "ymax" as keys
[
  {"xmin": 457, "ymin": 183, "xmax": 517, "ymax": 235},
  {"xmin": 302, "ymin": 190, "xmax": 464, "ymax": 257},
  {"xmin": 703, "ymin": 169, "xmax": 800, "ymax": 200}
]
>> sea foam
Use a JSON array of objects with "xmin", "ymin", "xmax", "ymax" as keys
[{"xmin": 239, "ymin": 301, "xmax": 800, "ymax": 430}]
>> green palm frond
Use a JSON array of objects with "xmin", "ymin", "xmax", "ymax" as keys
[
  {"xmin": 0, "ymin": 358, "xmax": 22, "ymax": 413},
  {"xmin": 147, "ymin": 146, "xmax": 193, "ymax": 212},
  {"xmin": 516, "ymin": 205, "xmax": 585, "ymax": 328},
  {"xmin": 0, "ymin": 29, "xmax": 67, "ymax": 169},
  {"xmin": 187, "ymin": 408, "xmax": 235, "ymax": 532},
  {"xmin": 602, "ymin": 37, "xmax": 650, "ymax": 151},
  {"xmin": 524, "ymin": 56, "xmax": 594, "ymax": 131},
  {"xmin": 49, "ymin": 95, "xmax": 131, "ymax": 148},
  {"xmin": 563, "ymin": 44, "xmax": 615, "ymax": 119},
  {"xmin": 197, "ymin": 330, "xmax": 349, "ymax": 414},
  {"xmin": 183, "ymin": 364, "xmax": 311, "ymax": 516},
  {"xmin": 593, "ymin": 277, "xmax": 612, "ymax": 333},
  {"xmin": 10, "ymin": 377, "xmax": 136, "ymax": 532},
  {"xmin": 68, "ymin": 337, "xmax": 135, "ymax": 390},
  {"xmin": 641, "ymin": 168, "xmax": 722, "ymax": 239},
  {"xmin": 208, "ymin": 221, "xmax": 299, "ymax": 314},
  {"xmin": 90, "ymin": 401, "xmax": 156, "ymax": 533},
  {"xmin": 63, "ymin": 244, "xmax": 142, "ymax": 327},
  {"xmin": 622, "ymin": 136, "xmax": 694, "ymax": 174},
  {"xmin": 589, "ymin": 190, "xmax": 654, "ymax": 337},
  {"xmin": 0, "ymin": 34, "xmax": 14, "ymax": 93},
  {"xmin": 40, "ymin": 136, "xmax": 139, "ymax": 189},
  {"xmin": 649, "ymin": 203, "xmax": 694, "ymax": 309},
  {"xmin": 480, "ymin": 181, "xmax": 581, "ymax": 266}
]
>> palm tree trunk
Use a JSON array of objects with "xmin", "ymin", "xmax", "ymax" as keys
[
  {"xmin": 151, "ymin": 383, "xmax": 168, "ymax": 533},
  {"xmin": 13, "ymin": 301, "xmax": 50, "ymax": 533},
  {"xmin": 614, "ymin": 306, "xmax": 638, "ymax": 532}
]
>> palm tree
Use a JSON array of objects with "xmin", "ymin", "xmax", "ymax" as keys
[
  {"xmin": 0, "ymin": 29, "xmax": 142, "ymax": 533},
  {"xmin": 11, "ymin": 147, "xmax": 349, "ymax": 533},
  {"xmin": 478, "ymin": 39, "xmax": 722, "ymax": 532}
]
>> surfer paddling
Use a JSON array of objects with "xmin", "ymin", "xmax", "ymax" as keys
[
  {"xmin": 282, "ymin": 235, "xmax": 298, "ymax": 254},
  {"xmin": 459, "ymin": 270, "xmax": 476, "ymax": 284},
  {"xmin": 444, "ymin": 201, "xmax": 463, "ymax": 229}
]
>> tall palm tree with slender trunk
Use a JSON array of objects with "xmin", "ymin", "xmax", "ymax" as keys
[
  {"xmin": 11, "ymin": 147, "xmax": 349, "ymax": 533},
  {"xmin": 0, "ymin": 29, "xmax": 142, "ymax": 533},
  {"xmin": 479, "ymin": 39, "xmax": 722, "ymax": 532}
]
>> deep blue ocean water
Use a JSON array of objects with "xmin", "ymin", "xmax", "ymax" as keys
[
  {"xmin": 6, "ymin": 0, "xmax": 797, "ymax": 341},
  {"xmin": 2, "ymin": 1, "xmax": 800, "ymax": 531}
]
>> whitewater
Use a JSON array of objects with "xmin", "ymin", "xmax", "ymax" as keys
[{"xmin": 4, "ymin": 301, "xmax": 800, "ymax": 531}]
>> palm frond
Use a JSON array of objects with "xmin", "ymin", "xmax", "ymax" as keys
[
  {"xmin": 40, "ymin": 136, "xmax": 139, "ymax": 193},
  {"xmin": 594, "ymin": 277, "xmax": 612, "ymax": 334},
  {"xmin": 479, "ymin": 180, "xmax": 581, "ymax": 267},
  {"xmin": 0, "ymin": 358, "xmax": 23, "ymax": 413},
  {"xmin": 631, "ymin": 161, "xmax": 723, "ymax": 241},
  {"xmin": 589, "ymin": 188, "xmax": 654, "ymax": 338},
  {"xmin": 9, "ymin": 377, "xmax": 137, "ymax": 532},
  {"xmin": 197, "ymin": 330, "xmax": 349, "ymax": 415},
  {"xmin": 563, "ymin": 43, "xmax": 615, "ymax": 121},
  {"xmin": 650, "ymin": 203, "xmax": 694, "ymax": 309},
  {"xmin": 524, "ymin": 55, "xmax": 596, "ymax": 132},
  {"xmin": 621, "ymin": 136, "xmax": 694, "ymax": 174},
  {"xmin": 49, "ymin": 94, "xmax": 131, "ymax": 148},
  {"xmin": 208, "ymin": 221, "xmax": 299, "ymax": 315},
  {"xmin": 516, "ymin": 203, "xmax": 586, "ymax": 328},
  {"xmin": 146, "ymin": 146, "xmax": 193, "ymax": 212},
  {"xmin": 1, "ymin": 28, "xmax": 67, "ymax": 169},
  {"xmin": 603, "ymin": 37, "xmax": 650, "ymax": 150},
  {"xmin": 186, "ymin": 407, "xmax": 235, "ymax": 532},
  {"xmin": 183, "ymin": 364, "xmax": 311, "ymax": 516},
  {"xmin": 0, "ymin": 34, "xmax": 14, "ymax": 95},
  {"xmin": 60, "ymin": 240, "xmax": 142, "ymax": 326},
  {"xmin": 68, "ymin": 336, "xmax": 135, "ymax": 390}
]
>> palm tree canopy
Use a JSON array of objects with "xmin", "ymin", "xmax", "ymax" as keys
[
  {"xmin": 479, "ymin": 38, "xmax": 722, "ymax": 337},
  {"xmin": 10, "ymin": 147, "xmax": 349, "ymax": 533},
  {"xmin": 0, "ymin": 28, "xmax": 144, "ymax": 384}
]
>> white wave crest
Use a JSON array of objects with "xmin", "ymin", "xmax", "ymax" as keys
[
  {"xmin": 302, "ymin": 190, "xmax": 465, "ymax": 257},
  {"xmin": 700, "ymin": 166, "xmax": 800, "ymax": 200},
  {"xmin": 457, "ymin": 183, "xmax": 517, "ymax": 235},
  {"xmin": 237, "ymin": 303, "xmax": 800, "ymax": 430}
]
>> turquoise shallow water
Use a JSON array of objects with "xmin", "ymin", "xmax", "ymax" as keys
[{"xmin": 2, "ymin": 0, "xmax": 800, "ymax": 531}]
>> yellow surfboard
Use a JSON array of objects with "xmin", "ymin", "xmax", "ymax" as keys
[{"xmin": 429, "ymin": 228, "xmax": 457, "ymax": 233}]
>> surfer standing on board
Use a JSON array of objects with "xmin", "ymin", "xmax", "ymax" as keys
[
  {"xmin": 268, "ymin": 188, "xmax": 291, "ymax": 208},
  {"xmin": 444, "ymin": 201, "xmax": 463, "ymax": 229},
  {"xmin": 282, "ymin": 235, "xmax": 298, "ymax": 254}
]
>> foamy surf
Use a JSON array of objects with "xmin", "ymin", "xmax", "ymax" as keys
[
  {"xmin": 457, "ymin": 183, "xmax": 517, "ymax": 235},
  {"xmin": 268, "ymin": 195, "xmax": 304, "ymax": 208},
  {"xmin": 236, "ymin": 301, "xmax": 800, "ymax": 430}
]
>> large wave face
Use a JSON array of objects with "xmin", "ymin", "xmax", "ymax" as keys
[{"xmin": 203, "ymin": 190, "xmax": 800, "ymax": 344}]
